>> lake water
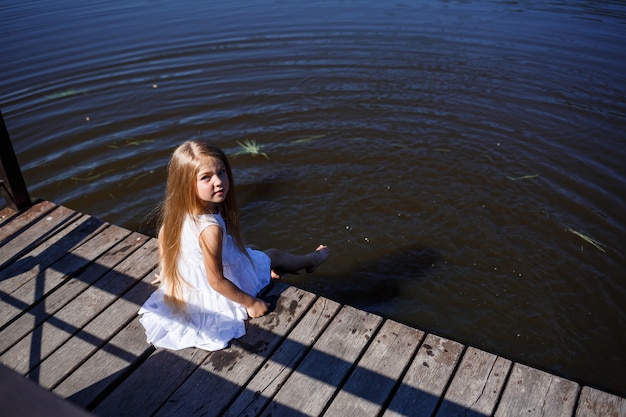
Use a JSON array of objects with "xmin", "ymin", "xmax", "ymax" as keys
[{"xmin": 1, "ymin": 0, "xmax": 625, "ymax": 396}]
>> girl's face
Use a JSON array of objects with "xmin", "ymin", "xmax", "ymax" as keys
[{"xmin": 195, "ymin": 156, "xmax": 229, "ymax": 212}]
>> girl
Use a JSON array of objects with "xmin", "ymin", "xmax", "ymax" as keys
[{"xmin": 139, "ymin": 140, "xmax": 329, "ymax": 351}]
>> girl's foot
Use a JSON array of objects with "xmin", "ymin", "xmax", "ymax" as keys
[{"xmin": 306, "ymin": 245, "xmax": 330, "ymax": 273}]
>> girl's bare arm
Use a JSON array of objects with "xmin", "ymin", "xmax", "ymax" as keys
[{"xmin": 199, "ymin": 225, "xmax": 268, "ymax": 318}]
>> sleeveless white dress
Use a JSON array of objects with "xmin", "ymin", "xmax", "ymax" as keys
[{"xmin": 138, "ymin": 213, "xmax": 271, "ymax": 351}]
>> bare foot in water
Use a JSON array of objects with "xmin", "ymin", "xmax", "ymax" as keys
[
  {"xmin": 268, "ymin": 245, "xmax": 330, "ymax": 279},
  {"xmin": 306, "ymin": 244, "xmax": 330, "ymax": 273}
]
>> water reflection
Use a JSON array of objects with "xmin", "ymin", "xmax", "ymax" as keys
[{"xmin": 1, "ymin": 0, "xmax": 625, "ymax": 395}]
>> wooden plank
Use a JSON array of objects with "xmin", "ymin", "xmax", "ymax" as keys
[
  {"xmin": 0, "ymin": 225, "xmax": 135, "ymax": 356},
  {"xmin": 29, "ymin": 236, "xmax": 154, "ymax": 390},
  {"xmin": 0, "ymin": 239, "xmax": 157, "ymax": 375},
  {"xmin": 91, "ymin": 282, "xmax": 309, "ymax": 417},
  {"xmin": 0, "ymin": 215, "xmax": 107, "ymax": 329},
  {"xmin": 323, "ymin": 320, "xmax": 424, "ymax": 417},
  {"xmin": 90, "ymin": 345, "xmax": 210, "ymax": 416},
  {"xmin": 0, "ymin": 200, "xmax": 55, "ymax": 243},
  {"xmin": 0, "ymin": 363, "xmax": 94, "ymax": 417},
  {"xmin": 0, "ymin": 211, "xmax": 92, "ymax": 299},
  {"xmin": 55, "ymin": 316, "xmax": 154, "ymax": 410},
  {"xmin": 262, "ymin": 305, "xmax": 383, "ymax": 417},
  {"xmin": 51, "ymin": 241, "xmax": 157, "ymax": 405},
  {"xmin": 150, "ymin": 283, "xmax": 317, "ymax": 417},
  {"xmin": 436, "ymin": 347, "xmax": 511, "ymax": 417},
  {"xmin": 383, "ymin": 333, "xmax": 464, "ymax": 417},
  {"xmin": 0, "ymin": 206, "xmax": 16, "ymax": 227},
  {"xmin": 0, "ymin": 203, "xmax": 75, "ymax": 268},
  {"xmin": 224, "ymin": 296, "xmax": 342, "ymax": 417},
  {"xmin": 494, "ymin": 363, "xmax": 579, "ymax": 417},
  {"xmin": 576, "ymin": 386, "xmax": 626, "ymax": 417}
]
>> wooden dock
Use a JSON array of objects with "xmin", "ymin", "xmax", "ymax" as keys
[{"xmin": 1, "ymin": 200, "xmax": 625, "ymax": 417}]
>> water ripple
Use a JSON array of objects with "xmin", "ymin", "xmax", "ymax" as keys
[{"xmin": 2, "ymin": 0, "xmax": 625, "ymax": 395}]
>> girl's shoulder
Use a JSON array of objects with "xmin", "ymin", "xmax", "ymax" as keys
[
  {"xmin": 182, "ymin": 212, "xmax": 225, "ymax": 239},
  {"xmin": 194, "ymin": 212, "xmax": 225, "ymax": 230}
]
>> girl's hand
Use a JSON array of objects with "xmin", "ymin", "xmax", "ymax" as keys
[{"xmin": 247, "ymin": 298, "xmax": 269, "ymax": 318}]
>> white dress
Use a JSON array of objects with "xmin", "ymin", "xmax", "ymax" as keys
[{"xmin": 138, "ymin": 213, "xmax": 271, "ymax": 351}]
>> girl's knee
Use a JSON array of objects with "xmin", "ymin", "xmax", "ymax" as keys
[{"xmin": 263, "ymin": 248, "xmax": 281, "ymax": 263}]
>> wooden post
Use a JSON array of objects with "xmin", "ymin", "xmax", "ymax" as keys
[{"xmin": 0, "ymin": 110, "xmax": 31, "ymax": 211}]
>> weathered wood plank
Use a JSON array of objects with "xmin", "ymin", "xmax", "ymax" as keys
[
  {"xmin": 576, "ymin": 386, "xmax": 626, "ymax": 417},
  {"xmin": 0, "ymin": 203, "xmax": 75, "ymax": 268},
  {"xmin": 494, "ymin": 363, "xmax": 579, "ymax": 417},
  {"xmin": 0, "ymin": 200, "xmax": 56, "ymax": 243},
  {"xmin": 0, "ymin": 363, "xmax": 95, "ymax": 417},
  {"xmin": 0, "ymin": 225, "xmax": 135, "ymax": 355},
  {"xmin": 0, "ymin": 211, "xmax": 93, "ymax": 299},
  {"xmin": 224, "ymin": 296, "xmax": 342, "ymax": 417},
  {"xmin": 323, "ymin": 319, "xmax": 424, "ymax": 417},
  {"xmin": 0, "ymin": 206, "xmax": 16, "ymax": 227},
  {"xmin": 0, "ymin": 239, "xmax": 157, "ymax": 375},
  {"xmin": 29, "ymin": 236, "xmax": 154, "ymax": 390},
  {"xmin": 151, "ymin": 283, "xmax": 317, "ymax": 417},
  {"xmin": 262, "ymin": 305, "xmax": 383, "ymax": 417},
  {"xmin": 91, "ymin": 282, "xmax": 307, "ymax": 417},
  {"xmin": 436, "ymin": 347, "xmax": 511, "ymax": 417},
  {"xmin": 55, "ymin": 316, "xmax": 154, "ymax": 410},
  {"xmin": 0, "ymin": 215, "xmax": 108, "ymax": 329},
  {"xmin": 383, "ymin": 334, "xmax": 464, "ymax": 417},
  {"xmin": 0, "ymin": 213, "xmax": 103, "ymax": 299},
  {"xmin": 92, "ymin": 345, "xmax": 211, "ymax": 416}
]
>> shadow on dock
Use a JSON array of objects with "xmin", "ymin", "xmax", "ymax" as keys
[{"xmin": 2, "ymin": 201, "xmax": 624, "ymax": 416}]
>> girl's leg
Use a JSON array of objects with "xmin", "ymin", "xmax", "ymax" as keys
[{"xmin": 263, "ymin": 245, "xmax": 329, "ymax": 277}]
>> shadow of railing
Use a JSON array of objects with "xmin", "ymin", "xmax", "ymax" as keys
[
  {"xmin": 66, "ymin": 282, "xmax": 490, "ymax": 417},
  {"xmin": 0, "ymin": 201, "xmax": 81, "ymax": 270},
  {"xmin": 0, "ymin": 213, "xmax": 157, "ymax": 385}
]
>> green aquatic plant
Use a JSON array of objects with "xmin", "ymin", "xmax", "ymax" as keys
[
  {"xmin": 507, "ymin": 173, "xmax": 540, "ymax": 181},
  {"xmin": 127, "ymin": 157, "xmax": 153, "ymax": 170},
  {"xmin": 567, "ymin": 228, "xmax": 606, "ymax": 253},
  {"xmin": 71, "ymin": 168, "xmax": 116, "ymax": 182},
  {"xmin": 290, "ymin": 134, "xmax": 325, "ymax": 144},
  {"xmin": 232, "ymin": 139, "xmax": 269, "ymax": 159},
  {"xmin": 391, "ymin": 143, "xmax": 411, "ymax": 151},
  {"xmin": 481, "ymin": 153, "xmax": 498, "ymax": 165},
  {"xmin": 127, "ymin": 172, "xmax": 149, "ymax": 187},
  {"xmin": 108, "ymin": 138, "xmax": 156, "ymax": 149},
  {"xmin": 45, "ymin": 89, "xmax": 86, "ymax": 100}
]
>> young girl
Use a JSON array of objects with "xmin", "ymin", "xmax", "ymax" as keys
[{"xmin": 139, "ymin": 140, "xmax": 329, "ymax": 351}]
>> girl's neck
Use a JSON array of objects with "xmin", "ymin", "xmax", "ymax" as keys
[{"xmin": 196, "ymin": 202, "xmax": 219, "ymax": 215}]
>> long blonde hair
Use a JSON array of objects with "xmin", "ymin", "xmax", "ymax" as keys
[{"xmin": 159, "ymin": 140, "xmax": 248, "ymax": 314}]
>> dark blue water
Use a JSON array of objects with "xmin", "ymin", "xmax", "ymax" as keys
[{"xmin": 1, "ymin": 0, "xmax": 625, "ymax": 396}]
